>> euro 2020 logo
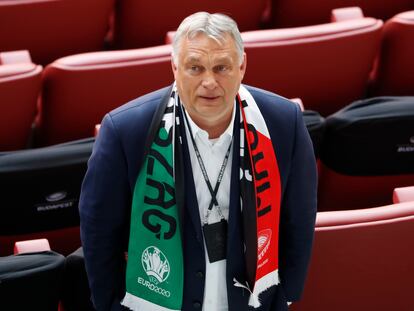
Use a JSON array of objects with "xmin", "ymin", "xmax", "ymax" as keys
[{"xmin": 141, "ymin": 246, "xmax": 170, "ymax": 284}]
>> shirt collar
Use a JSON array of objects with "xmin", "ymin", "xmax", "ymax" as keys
[{"xmin": 182, "ymin": 100, "xmax": 236, "ymax": 143}]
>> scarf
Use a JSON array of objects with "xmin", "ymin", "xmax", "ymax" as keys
[{"xmin": 122, "ymin": 84, "xmax": 281, "ymax": 310}]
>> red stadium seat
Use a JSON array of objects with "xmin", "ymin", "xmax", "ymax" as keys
[
  {"xmin": 241, "ymin": 14, "xmax": 382, "ymax": 116},
  {"xmin": 0, "ymin": 0, "xmax": 114, "ymax": 66},
  {"xmin": 114, "ymin": 0, "xmax": 270, "ymax": 49},
  {"xmin": 371, "ymin": 11, "xmax": 414, "ymax": 96},
  {"xmin": 270, "ymin": 0, "xmax": 414, "ymax": 27},
  {"xmin": 0, "ymin": 50, "xmax": 42, "ymax": 151},
  {"xmin": 393, "ymin": 186, "xmax": 414, "ymax": 203},
  {"xmin": 318, "ymin": 163, "xmax": 414, "ymax": 211},
  {"xmin": 291, "ymin": 201, "xmax": 414, "ymax": 311},
  {"xmin": 39, "ymin": 45, "xmax": 173, "ymax": 145}
]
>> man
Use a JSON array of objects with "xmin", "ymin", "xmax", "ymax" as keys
[{"xmin": 80, "ymin": 12, "xmax": 317, "ymax": 311}]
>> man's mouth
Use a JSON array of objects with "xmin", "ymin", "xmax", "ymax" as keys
[{"xmin": 199, "ymin": 95, "xmax": 220, "ymax": 100}]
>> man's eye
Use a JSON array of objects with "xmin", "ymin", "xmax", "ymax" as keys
[
  {"xmin": 190, "ymin": 65, "xmax": 201, "ymax": 72},
  {"xmin": 216, "ymin": 65, "xmax": 228, "ymax": 72}
]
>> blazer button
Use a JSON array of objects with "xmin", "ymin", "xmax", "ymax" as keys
[
  {"xmin": 196, "ymin": 271, "xmax": 204, "ymax": 278},
  {"xmin": 193, "ymin": 301, "xmax": 201, "ymax": 309}
]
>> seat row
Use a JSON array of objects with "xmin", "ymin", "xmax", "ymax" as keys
[
  {"xmin": 271, "ymin": 0, "xmax": 413, "ymax": 28},
  {"xmin": 2, "ymin": 191, "xmax": 414, "ymax": 311},
  {"xmin": 0, "ymin": 0, "xmax": 268, "ymax": 65},
  {"xmin": 1, "ymin": 0, "xmax": 413, "ymax": 66},
  {"xmin": 1, "ymin": 8, "xmax": 413, "ymax": 150},
  {"xmin": 1, "ymin": 95, "xmax": 413, "ymax": 256}
]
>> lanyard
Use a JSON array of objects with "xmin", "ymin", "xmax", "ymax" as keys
[{"xmin": 181, "ymin": 104, "xmax": 233, "ymax": 223}]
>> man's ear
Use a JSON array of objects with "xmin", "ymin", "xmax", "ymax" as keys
[
  {"xmin": 240, "ymin": 52, "xmax": 247, "ymax": 80},
  {"xmin": 171, "ymin": 58, "xmax": 178, "ymax": 80}
]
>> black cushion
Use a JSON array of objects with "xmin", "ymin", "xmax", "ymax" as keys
[
  {"xmin": 320, "ymin": 96, "xmax": 414, "ymax": 175},
  {"xmin": 0, "ymin": 251, "xmax": 65, "ymax": 311},
  {"xmin": 0, "ymin": 138, "xmax": 94, "ymax": 235}
]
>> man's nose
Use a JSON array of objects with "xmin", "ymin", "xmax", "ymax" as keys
[{"xmin": 201, "ymin": 71, "xmax": 218, "ymax": 90}]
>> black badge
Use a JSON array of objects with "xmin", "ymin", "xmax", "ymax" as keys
[{"xmin": 202, "ymin": 219, "xmax": 227, "ymax": 263}]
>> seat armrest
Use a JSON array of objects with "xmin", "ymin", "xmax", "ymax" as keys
[
  {"xmin": 14, "ymin": 239, "xmax": 51, "ymax": 254},
  {"xmin": 331, "ymin": 7, "xmax": 364, "ymax": 22},
  {"xmin": 0, "ymin": 50, "xmax": 32, "ymax": 65},
  {"xmin": 393, "ymin": 186, "xmax": 414, "ymax": 203}
]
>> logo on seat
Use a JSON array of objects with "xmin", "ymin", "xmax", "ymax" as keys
[{"xmin": 45, "ymin": 191, "xmax": 67, "ymax": 202}]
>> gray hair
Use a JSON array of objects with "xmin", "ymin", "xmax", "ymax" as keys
[{"xmin": 172, "ymin": 12, "xmax": 244, "ymax": 65}]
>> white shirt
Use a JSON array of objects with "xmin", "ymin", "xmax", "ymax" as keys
[{"xmin": 183, "ymin": 103, "xmax": 236, "ymax": 311}]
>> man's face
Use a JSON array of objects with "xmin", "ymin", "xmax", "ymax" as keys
[{"xmin": 172, "ymin": 33, "xmax": 246, "ymax": 128}]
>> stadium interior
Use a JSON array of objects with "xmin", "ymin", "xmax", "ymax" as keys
[{"xmin": 0, "ymin": 0, "xmax": 413, "ymax": 310}]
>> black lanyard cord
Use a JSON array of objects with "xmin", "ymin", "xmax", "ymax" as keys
[{"xmin": 181, "ymin": 102, "xmax": 233, "ymax": 221}]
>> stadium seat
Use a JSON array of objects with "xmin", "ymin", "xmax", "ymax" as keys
[
  {"xmin": 39, "ymin": 45, "xmax": 172, "ymax": 145},
  {"xmin": 0, "ymin": 0, "xmax": 114, "ymax": 66},
  {"xmin": 371, "ymin": 11, "xmax": 414, "ymax": 96},
  {"xmin": 0, "ymin": 50, "xmax": 42, "ymax": 151},
  {"xmin": 0, "ymin": 138, "xmax": 93, "ymax": 256},
  {"xmin": 318, "ymin": 96, "xmax": 414, "ymax": 211},
  {"xmin": 270, "ymin": 0, "xmax": 414, "ymax": 27},
  {"xmin": 241, "ymin": 13, "xmax": 382, "ymax": 116},
  {"xmin": 291, "ymin": 201, "xmax": 414, "ymax": 311},
  {"xmin": 393, "ymin": 186, "xmax": 414, "ymax": 203},
  {"xmin": 114, "ymin": 0, "xmax": 270, "ymax": 49},
  {"xmin": 0, "ymin": 250, "xmax": 65, "ymax": 310}
]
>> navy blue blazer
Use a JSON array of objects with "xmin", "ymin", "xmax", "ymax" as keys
[{"xmin": 79, "ymin": 85, "xmax": 317, "ymax": 311}]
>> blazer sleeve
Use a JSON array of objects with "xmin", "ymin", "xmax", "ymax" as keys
[
  {"xmin": 79, "ymin": 113, "xmax": 131, "ymax": 311},
  {"xmin": 278, "ymin": 104, "xmax": 318, "ymax": 302}
]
